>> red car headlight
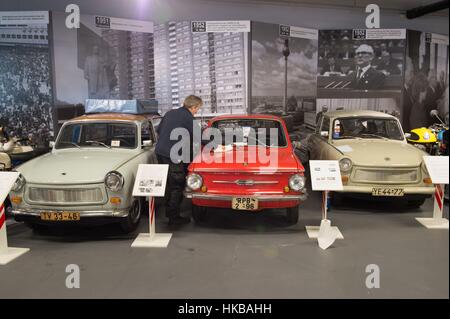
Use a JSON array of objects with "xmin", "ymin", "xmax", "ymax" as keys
[
  {"xmin": 187, "ymin": 173, "xmax": 203, "ymax": 190},
  {"xmin": 289, "ymin": 174, "xmax": 305, "ymax": 191}
]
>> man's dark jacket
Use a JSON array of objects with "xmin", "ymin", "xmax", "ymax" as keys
[
  {"xmin": 350, "ymin": 67, "xmax": 386, "ymax": 90},
  {"xmin": 155, "ymin": 107, "xmax": 195, "ymax": 163}
]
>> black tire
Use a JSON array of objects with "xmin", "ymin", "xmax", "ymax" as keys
[
  {"xmin": 331, "ymin": 192, "xmax": 344, "ymax": 207},
  {"xmin": 24, "ymin": 222, "xmax": 49, "ymax": 233},
  {"xmin": 120, "ymin": 198, "xmax": 143, "ymax": 233},
  {"xmin": 407, "ymin": 198, "xmax": 426, "ymax": 209},
  {"xmin": 286, "ymin": 205, "xmax": 299, "ymax": 225},
  {"xmin": 192, "ymin": 205, "xmax": 207, "ymax": 223},
  {"xmin": 4, "ymin": 196, "xmax": 11, "ymax": 217}
]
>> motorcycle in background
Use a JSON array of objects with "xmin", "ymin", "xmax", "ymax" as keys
[
  {"xmin": 430, "ymin": 110, "xmax": 449, "ymax": 156},
  {"xmin": 407, "ymin": 110, "xmax": 449, "ymax": 156}
]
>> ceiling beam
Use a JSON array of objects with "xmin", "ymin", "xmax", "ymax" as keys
[{"xmin": 406, "ymin": 0, "xmax": 449, "ymax": 19}]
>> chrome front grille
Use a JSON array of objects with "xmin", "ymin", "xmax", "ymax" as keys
[
  {"xmin": 28, "ymin": 187, "xmax": 104, "ymax": 204},
  {"xmin": 353, "ymin": 168, "xmax": 419, "ymax": 184}
]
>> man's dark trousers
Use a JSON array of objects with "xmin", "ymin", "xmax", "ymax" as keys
[{"xmin": 157, "ymin": 154, "xmax": 188, "ymax": 219}]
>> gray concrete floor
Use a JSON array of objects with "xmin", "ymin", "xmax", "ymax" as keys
[{"xmin": 0, "ymin": 192, "xmax": 448, "ymax": 299}]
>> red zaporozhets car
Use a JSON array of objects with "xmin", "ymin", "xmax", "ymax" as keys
[{"xmin": 184, "ymin": 114, "xmax": 307, "ymax": 224}]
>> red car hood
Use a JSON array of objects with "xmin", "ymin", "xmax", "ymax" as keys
[{"xmin": 190, "ymin": 146, "xmax": 303, "ymax": 173}]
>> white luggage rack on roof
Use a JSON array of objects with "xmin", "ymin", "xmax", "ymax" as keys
[{"xmin": 85, "ymin": 99, "xmax": 160, "ymax": 115}]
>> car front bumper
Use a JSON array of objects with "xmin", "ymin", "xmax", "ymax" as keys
[
  {"xmin": 340, "ymin": 185, "xmax": 435, "ymax": 195},
  {"xmin": 12, "ymin": 207, "xmax": 130, "ymax": 221},
  {"xmin": 185, "ymin": 192, "xmax": 308, "ymax": 209}
]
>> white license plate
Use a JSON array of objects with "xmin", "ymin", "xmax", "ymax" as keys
[
  {"xmin": 372, "ymin": 188, "xmax": 404, "ymax": 196},
  {"xmin": 232, "ymin": 197, "xmax": 258, "ymax": 210}
]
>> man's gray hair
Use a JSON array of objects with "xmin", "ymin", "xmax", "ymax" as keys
[{"xmin": 183, "ymin": 95, "xmax": 203, "ymax": 109}]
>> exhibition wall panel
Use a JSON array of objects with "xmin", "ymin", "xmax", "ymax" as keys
[
  {"xmin": 316, "ymin": 28, "xmax": 407, "ymax": 123},
  {"xmin": 403, "ymin": 31, "xmax": 449, "ymax": 131},
  {"xmin": 315, "ymin": 29, "xmax": 449, "ymax": 129},
  {"xmin": 251, "ymin": 21, "xmax": 318, "ymax": 122},
  {"xmin": 51, "ymin": 12, "xmax": 155, "ymax": 106},
  {"xmin": 0, "ymin": 11, "xmax": 54, "ymax": 147},
  {"xmin": 154, "ymin": 20, "xmax": 250, "ymax": 116}
]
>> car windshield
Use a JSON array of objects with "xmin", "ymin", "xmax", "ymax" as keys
[
  {"xmin": 55, "ymin": 122, "xmax": 137, "ymax": 149},
  {"xmin": 210, "ymin": 119, "xmax": 287, "ymax": 147},
  {"xmin": 332, "ymin": 117, "xmax": 404, "ymax": 141}
]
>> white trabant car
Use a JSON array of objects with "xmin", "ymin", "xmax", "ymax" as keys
[
  {"xmin": 307, "ymin": 110, "xmax": 435, "ymax": 208},
  {"xmin": 9, "ymin": 113, "xmax": 157, "ymax": 232}
]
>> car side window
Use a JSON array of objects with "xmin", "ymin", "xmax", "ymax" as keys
[{"xmin": 141, "ymin": 121, "xmax": 154, "ymax": 144}]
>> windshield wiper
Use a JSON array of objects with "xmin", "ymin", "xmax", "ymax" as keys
[
  {"xmin": 359, "ymin": 133, "xmax": 388, "ymax": 140},
  {"xmin": 59, "ymin": 141, "xmax": 81, "ymax": 149},
  {"xmin": 85, "ymin": 140, "xmax": 111, "ymax": 149},
  {"xmin": 337, "ymin": 135, "xmax": 360, "ymax": 139}
]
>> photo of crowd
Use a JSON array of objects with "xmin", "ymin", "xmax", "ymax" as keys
[
  {"xmin": 318, "ymin": 29, "xmax": 405, "ymax": 93},
  {"xmin": 0, "ymin": 44, "xmax": 54, "ymax": 148},
  {"xmin": 403, "ymin": 30, "xmax": 449, "ymax": 131}
]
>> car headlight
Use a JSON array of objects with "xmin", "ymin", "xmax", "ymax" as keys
[
  {"xmin": 339, "ymin": 158, "xmax": 353, "ymax": 173},
  {"xmin": 11, "ymin": 173, "xmax": 26, "ymax": 192},
  {"xmin": 186, "ymin": 173, "xmax": 203, "ymax": 190},
  {"xmin": 289, "ymin": 174, "xmax": 306, "ymax": 191},
  {"xmin": 105, "ymin": 171, "xmax": 124, "ymax": 192}
]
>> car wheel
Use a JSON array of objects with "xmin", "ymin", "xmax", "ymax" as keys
[
  {"xmin": 120, "ymin": 198, "xmax": 143, "ymax": 233},
  {"xmin": 286, "ymin": 205, "xmax": 299, "ymax": 225},
  {"xmin": 4, "ymin": 196, "xmax": 11, "ymax": 217},
  {"xmin": 331, "ymin": 192, "xmax": 344, "ymax": 207},
  {"xmin": 406, "ymin": 198, "xmax": 426, "ymax": 209},
  {"xmin": 192, "ymin": 205, "xmax": 207, "ymax": 223},
  {"xmin": 24, "ymin": 222, "xmax": 49, "ymax": 233}
]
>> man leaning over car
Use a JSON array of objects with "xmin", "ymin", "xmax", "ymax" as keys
[{"xmin": 155, "ymin": 95, "xmax": 203, "ymax": 225}]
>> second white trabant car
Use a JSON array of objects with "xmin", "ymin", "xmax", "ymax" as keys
[
  {"xmin": 307, "ymin": 110, "xmax": 435, "ymax": 208},
  {"xmin": 9, "ymin": 113, "xmax": 158, "ymax": 232}
]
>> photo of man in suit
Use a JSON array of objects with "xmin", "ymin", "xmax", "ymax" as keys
[{"xmin": 349, "ymin": 44, "xmax": 386, "ymax": 90}]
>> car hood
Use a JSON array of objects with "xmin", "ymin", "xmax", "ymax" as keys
[
  {"xmin": 332, "ymin": 139, "xmax": 426, "ymax": 167},
  {"xmin": 17, "ymin": 149, "xmax": 136, "ymax": 184},
  {"xmin": 190, "ymin": 146, "xmax": 302, "ymax": 173}
]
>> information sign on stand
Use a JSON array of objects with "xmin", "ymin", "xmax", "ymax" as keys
[
  {"xmin": 0, "ymin": 172, "xmax": 30, "ymax": 265},
  {"xmin": 305, "ymin": 160, "xmax": 344, "ymax": 250},
  {"xmin": 416, "ymin": 156, "xmax": 449, "ymax": 229},
  {"xmin": 131, "ymin": 164, "xmax": 171, "ymax": 248}
]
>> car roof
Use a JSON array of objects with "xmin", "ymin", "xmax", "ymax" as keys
[
  {"xmin": 70, "ymin": 113, "xmax": 148, "ymax": 122},
  {"xmin": 210, "ymin": 114, "xmax": 282, "ymax": 121},
  {"xmin": 324, "ymin": 110, "xmax": 396, "ymax": 119}
]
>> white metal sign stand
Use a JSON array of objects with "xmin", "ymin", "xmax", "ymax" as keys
[
  {"xmin": 305, "ymin": 160, "xmax": 344, "ymax": 250},
  {"xmin": 131, "ymin": 164, "xmax": 172, "ymax": 248},
  {"xmin": 416, "ymin": 156, "xmax": 449, "ymax": 229},
  {"xmin": 0, "ymin": 172, "xmax": 30, "ymax": 265}
]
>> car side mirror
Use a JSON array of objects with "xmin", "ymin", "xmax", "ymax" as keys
[
  {"xmin": 289, "ymin": 134, "xmax": 299, "ymax": 142},
  {"xmin": 49, "ymin": 141, "xmax": 55, "ymax": 148},
  {"xmin": 320, "ymin": 131, "xmax": 329, "ymax": 138},
  {"xmin": 142, "ymin": 140, "xmax": 153, "ymax": 148},
  {"xmin": 404, "ymin": 133, "xmax": 411, "ymax": 139}
]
